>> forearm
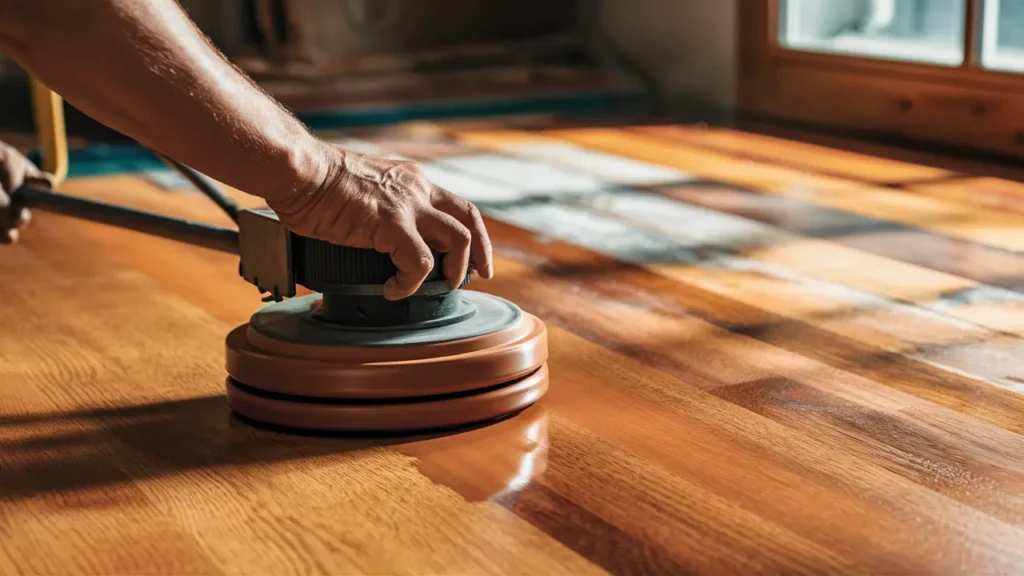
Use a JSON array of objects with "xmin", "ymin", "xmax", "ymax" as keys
[{"xmin": 0, "ymin": 0, "xmax": 328, "ymax": 201}]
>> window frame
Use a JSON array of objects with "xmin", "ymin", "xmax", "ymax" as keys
[{"xmin": 738, "ymin": 0, "xmax": 1024, "ymax": 157}]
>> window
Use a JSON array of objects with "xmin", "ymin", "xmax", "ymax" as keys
[
  {"xmin": 739, "ymin": 0, "xmax": 1024, "ymax": 157},
  {"xmin": 981, "ymin": 0, "xmax": 1024, "ymax": 72},
  {"xmin": 780, "ymin": 0, "xmax": 968, "ymax": 66}
]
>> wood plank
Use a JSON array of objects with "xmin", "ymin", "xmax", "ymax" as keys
[
  {"xmin": 440, "ymin": 127, "xmax": 1024, "ymax": 289},
  {"xmin": 500, "ymin": 418, "xmax": 854, "ymax": 574},
  {"xmin": 908, "ymin": 176, "xmax": 1024, "ymax": 215},
  {"xmin": 564, "ymin": 192, "xmax": 1024, "ymax": 390},
  {"xmin": 730, "ymin": 118, "xmax": 1024, "ymax": 183},
  {"xmin": 355, "ymin": 135, "xmax": 483, "ymax": 160},
  {"xmin": 479, "ymin": 215, "xmax": 1024, "ymax": 433},
  {"xmin": 659, "ymin": 182, "xmax": 1024, "ymax": 335},
  {"xmin": 516, "ymin": 318, "xmax": 1024, "ymax": 574},
  {"xmin": 477, "ymin": 218, "xmax": 1024, "ymax": 475},
  {"xmin": 655, "ymin": 181, "xmax": 1024, "ymax": 287},
  {"xmin": 636, "ymin": 126, "xmax": 1024, "ymax": 216},
  {"xmin": 0, "ymin": 237, "xmax": 223, "ymax": 574},
  {"xmin": 630, "ymin": 125, "xmax": 952, "ymax": 185},
  {"xmin": 462, "ymin": 126, "xmax": 1024, "ymax": 254}
]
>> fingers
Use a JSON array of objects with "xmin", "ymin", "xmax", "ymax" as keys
[
  {"xmin": 0, "ymin": 188, "xmax": 30, "ymax": 224},
  {"xmin": 20, "ymin": 158, "xmax": 43, "ymax": 181},
  {"xmin": 16, "ymin": 207, "xmax": 31, "ymax": 228},
  {"xmin": 419, "ymin": 209, "xmax": 472, "ymax": 289},
  {"xmin": 0, "ymin": 135, "xmax": 49, "ymax": 183},
  {"xmin": 0, "ymin": 188, "xmax": 25, "ymax": 245},
  {"xmin": 380, "ymin": 219, "xmax": 435, "ymax": 301},
  {"xmin": 270, "ymin": 151, "xmax": 494, "ymax": 297},
  {"xmin": 0, "ymin": 154, "xmax": 34, "ymax": 194},
  {"xmin": 0, "ymin": 207, "xmax": 29, "ymax": 245},
  {"xmin": 431, "ymin": 187, "xmax": 493, "ymax": 279}
]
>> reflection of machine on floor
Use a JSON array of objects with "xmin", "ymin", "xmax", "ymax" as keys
[{"xmin": 10, "ymin": 81, "xmax": 549, "ymax": 434}]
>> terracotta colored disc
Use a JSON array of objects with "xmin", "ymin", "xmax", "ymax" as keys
[
  {"xmin": 225, "ymin": 364, "xmax": 549, "ymax": 433},
  {"xmin": 225, "ymin": 310, "xmax": 548, "ymax": 399},
  {"xmin": 224, "ymin": 291, "xmax": 550, "ymax": 432}
]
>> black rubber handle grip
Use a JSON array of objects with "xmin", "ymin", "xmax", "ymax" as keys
[
  {"xmin": 292, "ymin": 235, "xmax": 471, "ymax": 294},
  {"xmin": 14, "ymin": 184, "xmax": 240, "ymax": 254}
]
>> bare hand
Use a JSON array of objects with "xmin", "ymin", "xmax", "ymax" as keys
[
  {"xmin": 0, "ymin": 141, "xmax": 50, "ymax": 244},
  {"xmin": 268, "ymin": 145, "xmax": 494, "ymax": 300}
]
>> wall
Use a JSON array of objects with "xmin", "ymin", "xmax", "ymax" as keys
[
  {"xmin": 1, "ymin": 0, "xmax": 743, "ymax": 116},
  {"xmin": 300, "ymin": 0, "xmax": 577, "ymax": 57},
  {"xmin": 179, "ymin": 0, "xmax": 247, "ymax": 50},
  {"xmin": 595, "ymin": 0, "xmax": 738, "ymax": 115},
  {"xmin": 1, "ymin": 0, "xmax": 579, "ymax": 78}
]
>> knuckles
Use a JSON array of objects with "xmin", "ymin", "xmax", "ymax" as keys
[
  {"xmin": 400, "ymin": 160, "xmax": 425, "ymax": 176},
  {"xmin": 450, "ymin": 222, "xmax": 472, "ymax": 244},
  {"xmin": 273, "ymin": 148, "xmax": 489, "ymax": 283},
  {"xmin": 465, "ymin": 200, "xmax": 482, "ymax": 222},
  {"xmin": 413, "ymin": 255, "xmax": 435, "ymax": 274}
]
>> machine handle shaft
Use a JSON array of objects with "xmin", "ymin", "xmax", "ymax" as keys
[{"xmin": 15, "ymin": 185, "xmax": 240, "ymax": 254}]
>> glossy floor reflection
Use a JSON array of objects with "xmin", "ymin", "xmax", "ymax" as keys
[{"xmin": 399, "ymin": 405, "xmax": 549, "ymax": 502}]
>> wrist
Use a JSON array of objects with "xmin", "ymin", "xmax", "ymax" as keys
[{"xmin": 257, "ymin": 131, "xmax": 339, "ymax": 205}]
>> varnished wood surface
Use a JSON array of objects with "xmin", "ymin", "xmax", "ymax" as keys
[{"xmin": 3, "ymin": 119, "xmax": 1024, "ymax": 574}]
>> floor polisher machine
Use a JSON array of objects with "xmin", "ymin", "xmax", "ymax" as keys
[{"xmin": 11, "ymin": 82, "xmax": 549, "ymax": 434}]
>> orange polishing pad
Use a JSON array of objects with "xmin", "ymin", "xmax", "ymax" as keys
[{"xmin": 224, "ymin": 290, "xmax": 548, "ymax": 433}]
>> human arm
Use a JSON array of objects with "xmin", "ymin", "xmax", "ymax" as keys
[{"xmin": 0, "ymin": 0, "xmax": 492, "ymax": 298}]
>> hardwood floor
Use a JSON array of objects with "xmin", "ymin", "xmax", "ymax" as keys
[{"xmin": 2, "ymin": 118, "xmax": 1024, "ymax": 574}]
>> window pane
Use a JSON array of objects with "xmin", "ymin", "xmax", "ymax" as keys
[
  {"xmin": 981, "ymin": 0, "xmax": 1024, "ymax": 72},
  {"xmin": 779, "ymin": 0, "xmax": 967, "ymax": 66}
]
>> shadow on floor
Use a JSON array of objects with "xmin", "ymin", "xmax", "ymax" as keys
[{"xmin": 0, "ymin": 393, "xmax": 498, "ymax": 501}]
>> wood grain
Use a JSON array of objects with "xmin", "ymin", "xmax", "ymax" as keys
[
  {"xmin": 628, "ymin": 125, "xmax": 953, "ymax": 185},
  {"xmin": 908, "ymin": 176, "xmax": 1024, "ymax": 215},
  {"xmin": 506, "ymin": 126, "xmax": 1024, "ymax": 253},
  {"xmin": 3, "ymin": 120, "xmax": 1024, "ymax": 574},
  {"xmin": 368, "ymin": 126, "xmax": 1024, "ymax": 393},
  {"xmin": 429, "ymin": 126, "xmax": 1024, "ymax": 387},
  {"xmin": 636, "ymin": 125, "xmax": 1024, "ymax": 214}
]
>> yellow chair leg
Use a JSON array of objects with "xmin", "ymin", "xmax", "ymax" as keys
[{"xmin": 29, "ymin": 78, "xmax": 69, "ymax": 186}]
